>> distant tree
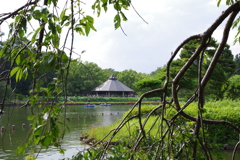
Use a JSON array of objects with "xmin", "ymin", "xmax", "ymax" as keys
[
  {"xmin": 234, "ymin": 53, "xmax": 240, "ymax": 75},
  {"xmin": 150, "ymin": 67, "xmax": 163, "ymax": 76},
  {"xmin": 223, "ymin": 75, "xmax": 240, "ymax": 99},
  {"xmin": 135, "ymin": 67, "xmax": 166, "ymax": 97},
  {"xmin": 117, "ymin": 69, "xmax": 147, "ymax": 93},
  {"xmin": 102, "ymin": 68, "xmax": 119, "ymax": 78},
  {"xmin": 67, "ymin": 60, "xmax": 106, "ymax": 96},
  {"xmin": 135, "ymin": 77, "xmax": 164, "ymax": 97}
]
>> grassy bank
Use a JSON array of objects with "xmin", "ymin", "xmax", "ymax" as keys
[
  {"xmin": 87, "ymin": 115, "xmax": 161, "ymax": 141},
  {"xmin": 87, "ymin": 100, "xmax": 240, "ymax": 145}
]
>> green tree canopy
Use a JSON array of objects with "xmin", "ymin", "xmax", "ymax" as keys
[
  {"xmin": 223, "ymin": 74, "xmax": 240, "ymax": 99},
  {"xmin": 117, "ymin": 69, "xmax": 147, "ymax": 93},
  {"xmin": 67, "ymin": 60, "xmax": 107, "ymax": 96}
]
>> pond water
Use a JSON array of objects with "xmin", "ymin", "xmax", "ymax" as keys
[
  {"xmin": 0, "ymin": 105, "xmax": 240, "ymax": 160},
  {"xmin": 0, "ymin": 105, "xmax": 132, "ymax": 160}
]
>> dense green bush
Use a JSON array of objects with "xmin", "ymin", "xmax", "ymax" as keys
[
  {"xmin": 223, "ymin": 75, "xmax": 240, "ymax": 100},
  {"xmin": 123, "ymin": 100, "xmax": 240, "ymax": 145},
  {"xmin": 182, "ymin": 100, "xmax": 240, "ymax": 145}
]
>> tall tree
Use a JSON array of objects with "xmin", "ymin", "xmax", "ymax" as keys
[{"xmin": 178, "ymin": 38, "xmax": 236, "ymax": 99}]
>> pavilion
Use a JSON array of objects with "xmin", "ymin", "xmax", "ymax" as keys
[{"xmin": 91, "ymin": 74, "xmax": 134, "ymax": 97}]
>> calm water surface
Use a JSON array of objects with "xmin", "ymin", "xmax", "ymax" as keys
[{"xmin": 0, "ymin": 105, "xmax": 132, "ymax": 160}]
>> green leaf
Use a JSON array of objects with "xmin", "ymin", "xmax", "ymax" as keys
[
  {"xmin": 101, "ymin": 0, "xmax": 108, "ymax": 3},
  {"xmin": 114, "ymin": 14, "xmax": 121, "ymax": 29},
  {"xmin": 16, "ymin": 68, "xmax": 23, "ymax": 82},
  {"xmin": 15, "ymin": 15, "xmax": 21, "ymax": 23},
  {"xmin": 23, "ymin": 68, "xmax": 28, "ymax": 80},
  {"xmin": 96, "ymin": 3, "xmax": 101, "ymax": 17},
  {"xmin": 16, "ymin": 54, "xmax": 22, "ymax": 65},
  {"xmin": 21, "ymin": 18, "xmax": 27, "ymax": 32},
  {"xmin": 16, "ymin": 146, "xmax": 25, "ymax": 155},
  {"xmin": 18, "ymin": 28, "xmax": 24, "ymax": 38},
  {"xmin": 64, "ymin": 22, "xmax": 70, "ymax": 26},
  {"xmin": 42, "ymin": 14, "xmax": 48, "ymax": 22},
  {"xmin": 48, "ymin": 54, "xmax": 55, "ymax": 64},
  {"xmin": 59, "ymin": 148, "xmax": 66, "ymax": 154},
  {"xmin": 48, "ymin": 20, "xmax": 56, "ymax": 34},
  {"xmin": 34, "ymin": 125, "xmax": 43, "ymax": 136},
  {"xmin": 56, "ymin": 24, "xmax": 62, "ymax": 34},
  {"xmin": 42, "ymin": 136, "xmax": 52, "ymax": 147},
  {"xmin": 53, "ymin": 15, "xmax": 59, "ymax": 21},
  {"xmin": 61, "ymin": 52, "xmax": 69, "ymax": 63},
  {"xmin": 33, "ymin": 10, "xmax": 42, "ymax": 20},
  {"xmin": 75, "ymin": 27, "xmax": 85, "ymax": 35},
  {"xmin": 114, "ymin": 3, "xmax": 121, "ymax": 11},
  {"xmin": 85, "ymin": 25, "xmax": 91, "ymax": 36},
  {"xmin": 41, "ymin": 8, "xmax": 48, "ymax": 15},
  {"xmin": 120, "ymin": 11, "xmax": 128, "ymax": 21},
  {"xmin": 27, "ymin": 115, "xmax": 35, "ymax": 120},
  {"xmin": 51, "ymin": 34, "xmax": 59, "ymax": 48},
  {"xmin": 10, "ymin": 66, "xmax": 20, "ymax": 77},
  {"xmin": 60, "ymin": 15, "xmax": 69, "ymax": 25},
  {"xmin": 203, "ymin": 56, "xmax": 207, "ymax": 64},
  {"xmin": 60, "ymin": 9, "xmax": 67, "ymax": 20},
  {"xmin": 31, "ymin": 26, "xmax": 43, "ymax": 44}
]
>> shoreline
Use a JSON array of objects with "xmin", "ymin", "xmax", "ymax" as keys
[{"xmin": 3, "ymin": 102, "xmax": 160, "ymax": 107}]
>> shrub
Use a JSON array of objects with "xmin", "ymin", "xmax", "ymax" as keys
[{"xmin": 182, "ymin": 100, "xmax": 240, "ymax": 145}]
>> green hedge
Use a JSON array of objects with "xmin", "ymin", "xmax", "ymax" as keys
[{"xmin": 60, "ymin": 96, "xmax": 161, "ymax": 102}]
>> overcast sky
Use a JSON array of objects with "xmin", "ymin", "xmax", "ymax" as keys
[{"xmin": 1, "ymin": 0, "xmax": 239, "ymax": 74}]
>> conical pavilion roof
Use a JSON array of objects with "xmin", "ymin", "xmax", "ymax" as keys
[{"xmin": 92, "ymin": 74, "xmax": 133, "ymax": 92}]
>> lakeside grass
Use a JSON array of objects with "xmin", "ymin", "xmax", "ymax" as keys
[
  {"xmin": 86, "ymin": 100, "xmax": 240, "ymax": 145},
  {"xmin": 87, "ymin": 115, "xmax": 161, "ymax": 141}
]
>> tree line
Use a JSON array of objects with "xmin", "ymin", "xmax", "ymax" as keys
[{"xmin": 1, "ymin": 36, "xmax": 240, "ymax": 100}]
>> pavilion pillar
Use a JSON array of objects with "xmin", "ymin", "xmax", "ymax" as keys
[{"xmin": 122, "ymin": 92, "xmax": 124, "ymax": 97}]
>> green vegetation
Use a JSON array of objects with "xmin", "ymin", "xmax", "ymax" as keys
[
  {"xmin": 184, "ymin": 100, "xmax": 240, "ymax": 145},
  {"xmin": 84, "ymin": 100, "xmax": 240, "ymax": 159},
  {"xmin": 65, "ymin": 96, "xmax": 160, "ymax": 103},
  {"xmin": 87, "ymin": 101, "xmax": 240, "ymax": 145},
  {"xmin": 1, "ymin": 0, "xmax": 240, "ymax": 159}
]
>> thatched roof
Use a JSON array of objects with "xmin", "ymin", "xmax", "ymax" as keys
[{"xmin": 92, "ymin": 74, "xmax": 133, "ymax": 92}]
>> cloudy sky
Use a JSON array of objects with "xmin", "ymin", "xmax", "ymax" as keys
[{"xmin": 1, "ymin": 0, "xmax": 239, "ymax": 74}]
